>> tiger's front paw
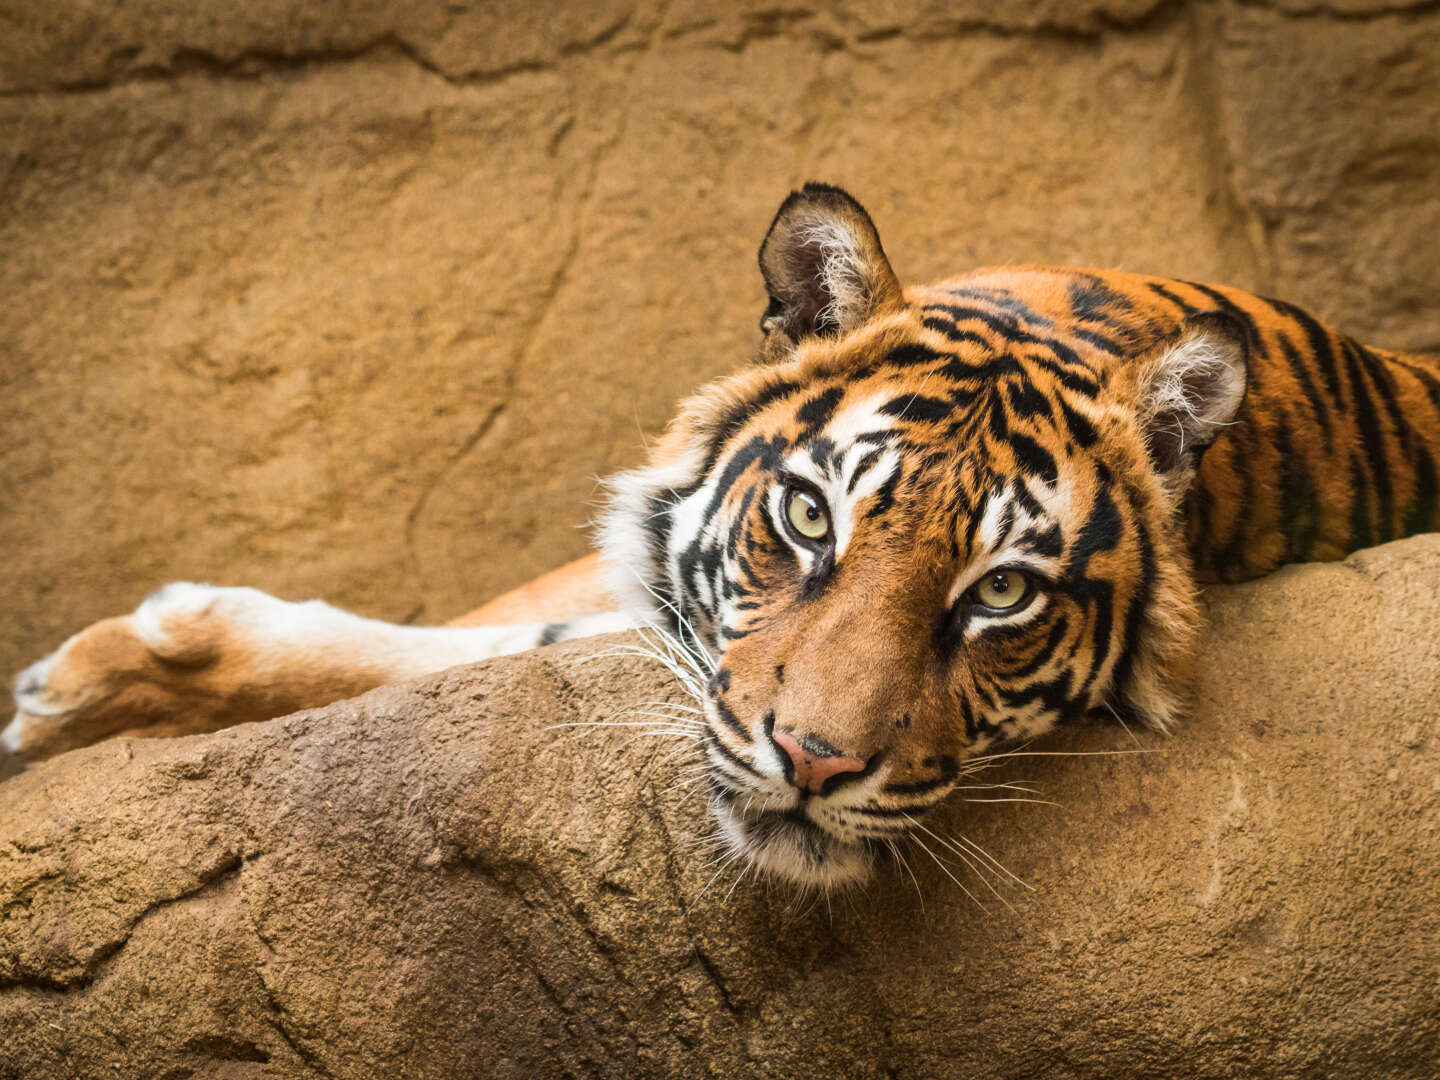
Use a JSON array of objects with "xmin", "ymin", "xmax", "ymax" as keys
[{"xmin": 5, "ymin": 584, "xmax": 312, "ymax": 761}]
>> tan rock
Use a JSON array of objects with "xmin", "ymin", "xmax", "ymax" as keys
[{"xmin": 2, "ymin": 534, "xmax": 1437, "ymax": 1078}]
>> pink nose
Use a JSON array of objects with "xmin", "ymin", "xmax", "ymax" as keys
[{"xmin": 772, "ymin": 730, "xmax": 869, "ymax": 795}]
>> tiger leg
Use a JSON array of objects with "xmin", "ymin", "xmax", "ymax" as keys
[{"xmin": 5, "ymin": 581, "xmax": 634, "ymax": 761}]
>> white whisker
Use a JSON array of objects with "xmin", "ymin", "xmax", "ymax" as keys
[
  {"xmin": 949, "ymin": 831, "xmax": 1032, "ymax": 892},
  {"xmin": 905, "ymin": 816, "xmax": 1018, "ymax": 912},
  {"xmin": 962, "ymin": 796, "xmax": 1059, "ymax": 805},
  {"xmin": 907, "ymin": 831, "xmax": 984, "ymax": 911},
  {"xmin": 887, "ymin": 838, "xmax": 926, "ymax": 918},
  {"xmin": 1103, "ymin": 701, "xmax": 1142, "ymax": 745}
]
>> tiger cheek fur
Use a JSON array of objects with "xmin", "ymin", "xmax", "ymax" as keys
[{"xmin": 601, "ymin": 181, "xmax": 1437, "ymax": 892}]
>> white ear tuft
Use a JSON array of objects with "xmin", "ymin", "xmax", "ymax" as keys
[
  {"xmin": 790, "ymin": 218, "xmax": 878, "ymax": 335},
  {"xmin": 1137, "ymin": 311, "xmax": 1249, "ymax": 487}
]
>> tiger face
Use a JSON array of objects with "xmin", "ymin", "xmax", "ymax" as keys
[{"xmin": 600, "ymin": 184, "xmax": 1247, "ymax": 891}]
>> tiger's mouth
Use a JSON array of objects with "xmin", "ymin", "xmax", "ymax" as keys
[{"xmin": 709, "ymin": 783, "xmax": 877, "ymax": 891}]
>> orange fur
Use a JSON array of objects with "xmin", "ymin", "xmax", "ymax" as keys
[{"xmin": 445, "ymin": 553, "xmax": 613, "ymax": 627}]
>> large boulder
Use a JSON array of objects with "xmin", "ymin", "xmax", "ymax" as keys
[{"xmin": 2, "ymin": 534, "xmax": 1438, "ymax": 1078}]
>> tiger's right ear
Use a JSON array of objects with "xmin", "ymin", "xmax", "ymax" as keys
[
  {"xmin": 1135, "ymin": 310, "xmax": 1250, "ymax": 494},
  {"xmin": 757, "ymin": 183, "xmax": 904, "ymax": 362}
]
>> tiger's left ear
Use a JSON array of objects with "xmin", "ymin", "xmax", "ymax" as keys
[
  {"xmin": 1135, "ymin": 310, "xmax": 1250, "ymax": 490},
  {"xmin": 757, "ymin": 183, "xmax": 905, "ymax": 361}
]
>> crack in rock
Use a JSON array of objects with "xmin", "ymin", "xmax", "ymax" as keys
[{"xmin": 0, "ymin": 850, "xmax": 242, "ymax": 993}]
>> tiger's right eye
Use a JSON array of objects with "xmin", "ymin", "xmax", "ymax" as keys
[{"xmin": 785, "ymin": 487, "xmax": 832, "ymax": 543}]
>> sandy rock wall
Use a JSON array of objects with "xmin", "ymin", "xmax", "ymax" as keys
[
  {"xmin": 3, "ymin": 1, "xmax": 1439, "ymax": 685},
  {"xmin": 1, "ymin": 534, "xmax": 1437, "ymax": 1079}
]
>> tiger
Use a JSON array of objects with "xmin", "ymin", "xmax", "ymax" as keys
[{"xmin": 7, "ymin": 183, "xmax": 1440, "ymax": 891}]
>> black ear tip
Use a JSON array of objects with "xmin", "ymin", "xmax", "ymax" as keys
[
  {"xmin": 795, "ymin": 181, "xmax": 864, "ymax": 211},
  {"xmin": 766, "ymin": 182, "xmax": 866, "ymax": 221},
  {"xmin": 799, "ymin": 180, "xmax": 850, "ymax": 198},
  {"xmin": 1187, "ymin": 308, "xmax": 1253, "ymax": 355}
]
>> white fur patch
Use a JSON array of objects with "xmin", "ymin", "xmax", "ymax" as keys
[
  {"xmin": 597, "ymin": 442, "xmax": 711, "ymax": 629},
  {"xmin": 710, "ymin": 794, "xmax": 875, "ymax": 891},
  {"xmin": 131, "ymin": 583, "xmax": 597, "ymax": 675}
]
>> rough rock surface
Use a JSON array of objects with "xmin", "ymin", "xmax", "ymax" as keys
[
  {"xmin": 4, "ymin": 0, "xmax": 1440, "ymax": 687},
  {"xmin": 1, "ymin": 534, "xmax": 1437, "ymax": 1079}
]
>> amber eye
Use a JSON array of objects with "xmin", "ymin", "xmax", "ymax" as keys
[
  {"xmin": 970, "ymin": 569, "xmax": 1032, "ymax": 611},
  {"xmin": 784, "ymin": 486, "xmax": 832, "ymax": 543}
]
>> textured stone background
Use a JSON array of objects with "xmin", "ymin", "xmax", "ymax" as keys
[
  {"xmin": 3, "ymin": 0, "xmax": 1439, "ymax": 686},
  {"xmin": 2, "ymin": 535, "xmax": 1437, "ymax": 1079}
]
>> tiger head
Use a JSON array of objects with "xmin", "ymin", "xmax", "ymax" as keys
[{"xmin": 600, "ymin": 184, "xmax": 1248, "ymax": 891}]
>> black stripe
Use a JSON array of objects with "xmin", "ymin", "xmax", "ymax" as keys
[
  {"xmin": 882, "ymin": 755, "xmax": 959, "ymax": 797},
  {"xmin": 1019, "ymin": 523, "xmax": 1064, "ymax": 560},
  {"xmin": 1023, "ymin": 342, "xmax": 1101, "ymax": 398},
  {"xmin": 1341, "ymin": 339, "xmax": 1397, "ymax": 542},
  {"xmin": 881, "ymin": 394, "xmax": 953, "ymax": 424},
  {"xmin": 922, "ymin": 317, "xmax": 990, "ymax": 349},
  {"xmin": 1066, "ymin": 487, "xmax": 1123, "ymax": 692},
  {"xmin": 1010, "ymin": 477, "xmax": 1046, "ymax": 520},
  {"xmin": 849, "ymin": 803, "xmax": 935, "ymax": 818},
  {"xmin": 538, "ymin": 623, "xmax": 566, "ymax": 647},
  {"xmin": 1273, "ymin": 416, "xmax": 1321, "ymax": 565},
  {"xmin": 1354, "ymin": 342, "xmax": 1414, "ymax": 445},
  {"xmin": 1008, "ymin": 433, "xmax": 1059, "ymax": 486},
  {"xmin": 1261, "ymin": 295, "xmax": 1346, "ymax": 410},
  {"xmin": 847, "ymin": 448, "xmax": 885, "ymax": 493},
  {"xmin": 706, "ymin": 381, "xmax": 800, "ymax": 473},
  {"xmin": 865, "ymin": 468, "xmax": 902, "ymax": 519},
  {"xmin": 922, "ymin": 303, "xmax": 1027, "ymax": 344},
  {"xmin": 1109, "ymin": 498, "xmax": 1155, "ymax": 711},
  {"xmin": 885, "ymin": 343, "xmax": 948, "ymax": 368},
  {"xmin": 1071, "ymin": 325, "xmax": 1124, "ymax": 354},
  {"xmin": 1146, "ymin": 281, "xmax": 1196, "ymax": 315},
  {"xmin": 795, "ymin": 386, "xmax": 845, "ymax": 438},
  {"xmin": 711, "ymin": 697, "xmax": 750, "ymax": 740},
  {"xmin": 1403, "ymin": 445, "xmax": 1440, "ymax": 537},
  {"xmin": 1393, "ymin": 357, "xmax": 1440, "ymax": 412},
  {"xmin": 1003, "ymin": 616, "xmax": 1069, "ymax": 680},
  {"xmin": 1275, "ymin": 330, "xmax": 1333, "ymax": 444},
  {"xmin": 997, "ymin": 668, "xmax": 1081, "ymax": 726},
  {"xmin": 1006, "ymin": 381, "xmax": 1053, "ymax": 421},
  {"xmin": 1057, "ymin": 398, "xmax": 1099, "ymax": 448},
  {"xmin": 1182, "ymin": 282, "xmax": 1264, "ymax": 352},
  {"xmin": 705, "ymin": 730, "xmax": 764, "ymax": 779},
  {"xmin": 986, "ymin": 395, "xmax": 1010, "ymax": 441}
]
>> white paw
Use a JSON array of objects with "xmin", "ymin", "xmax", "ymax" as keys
[
  {"xmin": 130, "ymin": 583, "xmax": 288, "ymax": 664},
  {"xmin": 4, "ymin": 583, "xmax": 297, "ymax": 760}
]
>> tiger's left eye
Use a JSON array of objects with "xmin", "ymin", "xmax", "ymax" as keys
[
  {"xmin": 970, "ymin": 569, "xmax": 1032, "ymax": 611},
  {"xmin": 785, "ymin": 487, "xmax": 832, "ymax": 542}
]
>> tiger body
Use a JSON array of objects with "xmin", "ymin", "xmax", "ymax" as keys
[
  {"xmin": 907, "ymin": 267, "xmax": 1440, "ymax": 584},
  {"xmin": 8, "ymin": 185, "xmax": 1439, "ymax": 891}
]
